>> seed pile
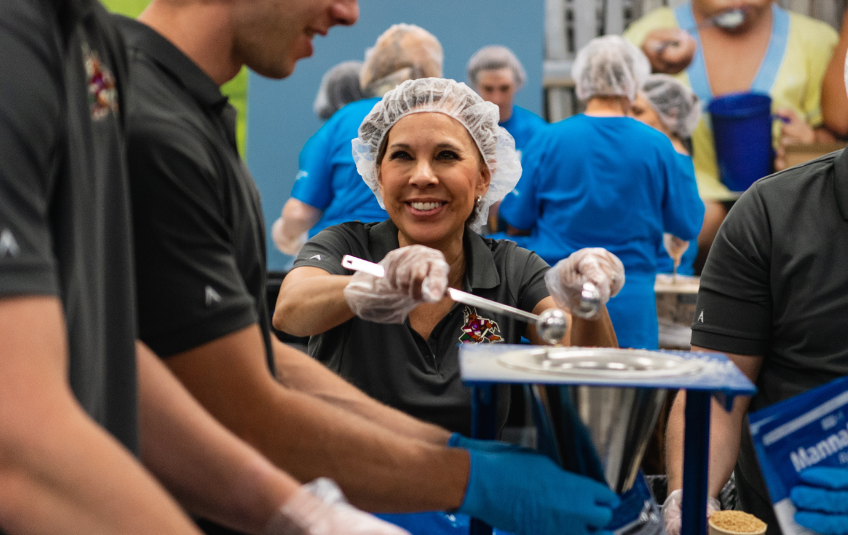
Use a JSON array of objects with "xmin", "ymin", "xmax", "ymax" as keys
[{"xmin": 710, "ymin": 511, "xmax": 767, "ymax": 533}]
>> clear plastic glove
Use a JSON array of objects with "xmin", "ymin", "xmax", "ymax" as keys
[
  {"xmin": 457, "ymin": 446, "xmax": 620, "ymax": 535},
  {"xmin": 545, "ymin": 248, "xmax": 625, "ymax": 319},
  {"xmin": 263, "ymin": 478, "xmax": 410, "ymax": 535},
  {"xmin": 343, "ymin": 245, "xmax": 449, "ymax": 324},
  {"xmin": 271, "ymin": 217, "xmax": 308, "ymax": 256},
  {"xmin": 774, "ymin": 108, "xmax": 815, "ymax": 171},
  {"xmin": 641, "ymin": 28, "xmax": 697, "ymax": 74},
  {"xmin": 447, "ymin": 432, "xmax": 516, "ymax": 453},
  {"xmin": 662, "ymin": 489, "xmax": 720, "ymax": 535},
  {"xmin": 663, "ymin": 234, "xmax": 690, "ymax": 266},
  {"xmin": 791, "ymin": 466, "xmax": 848, "ymax": 535}
]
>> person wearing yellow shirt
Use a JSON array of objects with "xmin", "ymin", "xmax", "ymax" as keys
[{"xmin": 624, "ymin": 0, "xmax": 837, "ymax": 268}]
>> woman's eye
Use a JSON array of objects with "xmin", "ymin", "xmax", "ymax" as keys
[
  {"xmin": 389, "ymin": 150, "xmax": 412, "ymax": 160},
  {"xmin": 437, "ymin": 150, "xmax": 459, "ymax": 160}
]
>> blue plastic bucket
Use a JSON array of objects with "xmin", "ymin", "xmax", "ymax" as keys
[{"xmin": 708, "ymin": 92, "xmax": 773, "ymax": 193}]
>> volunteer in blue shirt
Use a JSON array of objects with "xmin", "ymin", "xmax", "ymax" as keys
[
  {"xmin": 466, "ymin": 45, "xmax": 547, "ymax": 154},
  {"xmin": 500, "ymin": 36, "xmax": 704, "ymax": 349},
  {"xmin": 272, "ymin": 24, "xmax": 443, "ymax": 255},
  {"xmin": 630, "ymin": 74, "xmax": 703, "ymax": 276}
]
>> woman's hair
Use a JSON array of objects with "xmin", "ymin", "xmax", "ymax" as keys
[
  {"xmin": 466, "ymin": 45, "xmax": 526, "ymax": 89},
  {"xmin": 359, "ymin": 24, "xmax": 443, "ymax": 98},
  {"xmin": 572, "ymin": 35, "xmax": 650, "ymax": 103},
  {"xmin": 313, "ymin": 61, "xmax": 364, "ymax": 120},
  {"xmin": 641, "ymin": 74, "xmax": 701, "ymax": 139},
  {"xmin": 352, "ymin": 78, "xmax": 522, "ymax": 231}
]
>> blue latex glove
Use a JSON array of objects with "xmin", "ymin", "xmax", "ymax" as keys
[
  {"xmin": 791, "ymin": 466, "xmax": 848, "ymax": 535},
  {"xmin": 457, "ymin": 447, "xmax": 620, "ymax": 535},
  {"xmin": 447, "ymin": 433, "xmax": 516, "ymax": 453}
]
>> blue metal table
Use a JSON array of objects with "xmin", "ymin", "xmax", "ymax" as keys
[{"xmin": 459, "ymin": 346, "xmax": 757, "ymax": 535}]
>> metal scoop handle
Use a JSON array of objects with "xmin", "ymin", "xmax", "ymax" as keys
[{"xmin": 341, "ymin": 255, "xmax": 541, "ymax": 324}]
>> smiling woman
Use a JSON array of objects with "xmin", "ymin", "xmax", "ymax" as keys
[{"xmin": 273, "ymin": 78, "xmax": 621, "ymax": 434}]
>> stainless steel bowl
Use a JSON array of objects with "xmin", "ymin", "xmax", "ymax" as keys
[{"xmin": 499, "ymin": 347, "xmax": 702, "ymax": 379}]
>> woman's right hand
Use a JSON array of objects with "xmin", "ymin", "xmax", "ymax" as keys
[{"xmin": 344, "ymin": 245, "xmax": 449, "ymax": 324}]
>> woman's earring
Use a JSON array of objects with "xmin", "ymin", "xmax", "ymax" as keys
[{"xmin": 476, "ymin": 195, "xmax": 483, "ymax": 206}]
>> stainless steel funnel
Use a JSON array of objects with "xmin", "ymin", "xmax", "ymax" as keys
[{"xmin": 530, "ymin": 384, "xmax": 668, "ymax": 493}]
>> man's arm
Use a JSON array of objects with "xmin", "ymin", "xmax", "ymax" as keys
[
  {"xmin": 0, "ymin": 296, "xmax": 202, "ymax": 535},
  {"xmin": 271, "ymin": 338, "xmax": 451, "ymax": 445},
  {"xmin": 136, "ymin": 341, "xmax": 298, "ymax": 533},
  {"xmin": 164, "ymin": 324, "xmax": 469, "ymax": 513},
  {"xmin": 665, "ymin": 347, "xmax": 763, "ymax": 497},
  {"xmin": 822, "ymin": 11, "xmax": 848, "ymax": 138}
]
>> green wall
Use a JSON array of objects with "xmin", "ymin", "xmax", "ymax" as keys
[{"xmin": 100, "ymin": 0, "xmax": 249, "ymax": 157}]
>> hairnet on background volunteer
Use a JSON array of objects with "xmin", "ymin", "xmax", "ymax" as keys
[
  {"xmin": 351, "ymin": 77, "xmax": 522, "ymax": 232},
  {"xmin": 572, "ymin": 35, "xmax": 650, "ymax": 102},
  {"xmin": 360, "ymin": 24, "xmax": 444, "ymax": 98},
  {"xmin": 314, "ymin": 61, "xmax": 365, "ymax": 120},
  {"xmin": 466, "ymin": 45, "xmax": 527, "ymax": 89},
  {"xmin": 641, "ymin": 74, "xmax": 701, "ymax": 139}
]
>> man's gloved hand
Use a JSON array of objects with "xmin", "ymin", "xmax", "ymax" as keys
[
  {"xmin": 662, "ymin": 489, "xmax": 721, "ymax": 535},
  {"xmin": 457, "ymin": 446, "xmax": 620, "ymax": 535},
  {"xmin": 447, "ymin": 433, "xmax": 518, "ymax": 453},
  {"xmin": 263, "ymin": 478, "xmax": 410, "ymax": 535},
  {"xmin": 791, "ymin": 466, "xmax": 848, "ymax": 535},
  {"xmin": 344, "ymin": 245, "xmax": 449, "ymax": 323},
  {"xmin": 545, "ymin": 248, "xmax": 625, "ymax": 319}
]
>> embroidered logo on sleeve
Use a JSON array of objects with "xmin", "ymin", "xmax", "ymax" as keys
[
  {"xmin": 205, "ymin": 285, "xmax": 222, "ymax": 307},
  {"xmin": 0, "ymin": 229, "xmax": 20, "ymax": 258},
  {"xmin": 309, "ymin": 254, "xmax": 322, "ymax": 261},
  {"xmin": 82, "ymin": 42, "xmax": 118, "ymax": 121},
  {"xmin": 697, "ymin": 310, "xmax": 704, "ymax": 323},
  {"xmin": 459, "ymin": 306, "xmax": 503, "ymax": 344}
]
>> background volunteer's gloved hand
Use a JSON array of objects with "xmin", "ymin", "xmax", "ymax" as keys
[
  {"xmin": 662, "ymin": 489, "xmax": 721, "ymax": 535},
  {"xmin": 263, "ymin": 478, "xmax": 410, "ymax": 535},
  {"xmin": 271, "ymin": 217, "xmax": 308, "ymax": 256},
  {"xmin": 545, "ymin": 248, "xmax": 625, "ymax": 319},
  {"xmin": 663, "ymin": 234, "xmax": 690, "ymax": 266},
  {"xmin": 457, "ymin": 446, "xmax": 620, "ymax": 535},
  {"xmin": 344, "ymin": 245, "xmax": 449, "ymax": 323},
  {"xmin": 791, "ymin": 466, "xmax": 848, "ymax": 535},
  {"xmin": 447, "ymin": 433, "xmax": 517, "ymax": 453}
]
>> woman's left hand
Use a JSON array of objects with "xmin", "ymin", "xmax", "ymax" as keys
[{"xmin": 544, "ymin": 248, "xmax": 624, "ymax": 319}]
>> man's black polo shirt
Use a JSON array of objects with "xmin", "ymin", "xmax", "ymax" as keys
[
  {"xmin": 295, "ymin": 220, "xmax": 551, "ymax": 435},
  {"xmin": 117, "ymin": 16, "xmax": 274, "ymax": 373},
  {"xmin": 691, "ymin": 147, "xmax": 848, "ymax": 533},
  {"xmin": 0, "ymin": 0, "xmax": 138, "ymax": 453}
]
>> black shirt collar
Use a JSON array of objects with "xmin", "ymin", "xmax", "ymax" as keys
[
  {"xmin": 834, "ymin": 146, "xmax": 848, "ymax": 221},
  {"xmin": 113, "ymin": 15, "xmax": 228, "ymax": 112},
  {"xmin": 370, "ymin": 221, "xmax": 501, "ymax": 291}
]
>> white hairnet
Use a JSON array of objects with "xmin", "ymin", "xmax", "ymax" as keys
[
  {"xmin": 467, "ymin": 45, "xmax": 527, "ymax": 89},
  {"xmin": 641, "ymin": 74, "xmax": 701, "ymax": 138},
  {"xmin": 313, "ymin": 61, "xmax": 365, "ymax": 120},
  {"xmin": 360, "ymin": 24, "xmax": 443, "ymax": 98},
  {"xmin": 352, "ymin": 78, "xmax": 522, "ymax": 232},
  {"xmin": 572, "ymin": 35, "xmax": 650, "ymax": 102}
]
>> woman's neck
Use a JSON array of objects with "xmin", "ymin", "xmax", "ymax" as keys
[
  {"xmin": 585, "ymin": 96, "xmax": 630, "ymax": 117},
  {"xmin": 398, "ymin": 230, "xmax": 466, "ymax": 289}
]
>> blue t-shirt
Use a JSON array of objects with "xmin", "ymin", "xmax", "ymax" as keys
[
  {"xmin": 656, "ymin": 152, "xmax": 700, "ymax": 276},
  {"xmin": 499, "ymin": 114, "xmax": 704, "ymax": 348},
  {"xmin": 499, "ymin": 105, "xmax": 547, "ymax": 154},
  {"xmin": 290, "ymin": 97, "xmax": 388, "ymax": 237}
]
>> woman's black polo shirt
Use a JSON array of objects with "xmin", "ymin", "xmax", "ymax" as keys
[{"xmin": 295, "ymin": 220, "xmax": 550, "ymax": 435}]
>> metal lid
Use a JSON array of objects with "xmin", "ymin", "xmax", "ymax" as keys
[{"xmin": 498, "ymin": 347, "xmax": 702, "ymax": 379}]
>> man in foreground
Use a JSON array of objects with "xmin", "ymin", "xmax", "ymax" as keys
[
  {"xmin": 0, "ymin": 1, "xmax": 405, "ymax": 534},
  {"xmin": 119, "ymin": 1, "xmax": 620, "ymax": 534}
]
